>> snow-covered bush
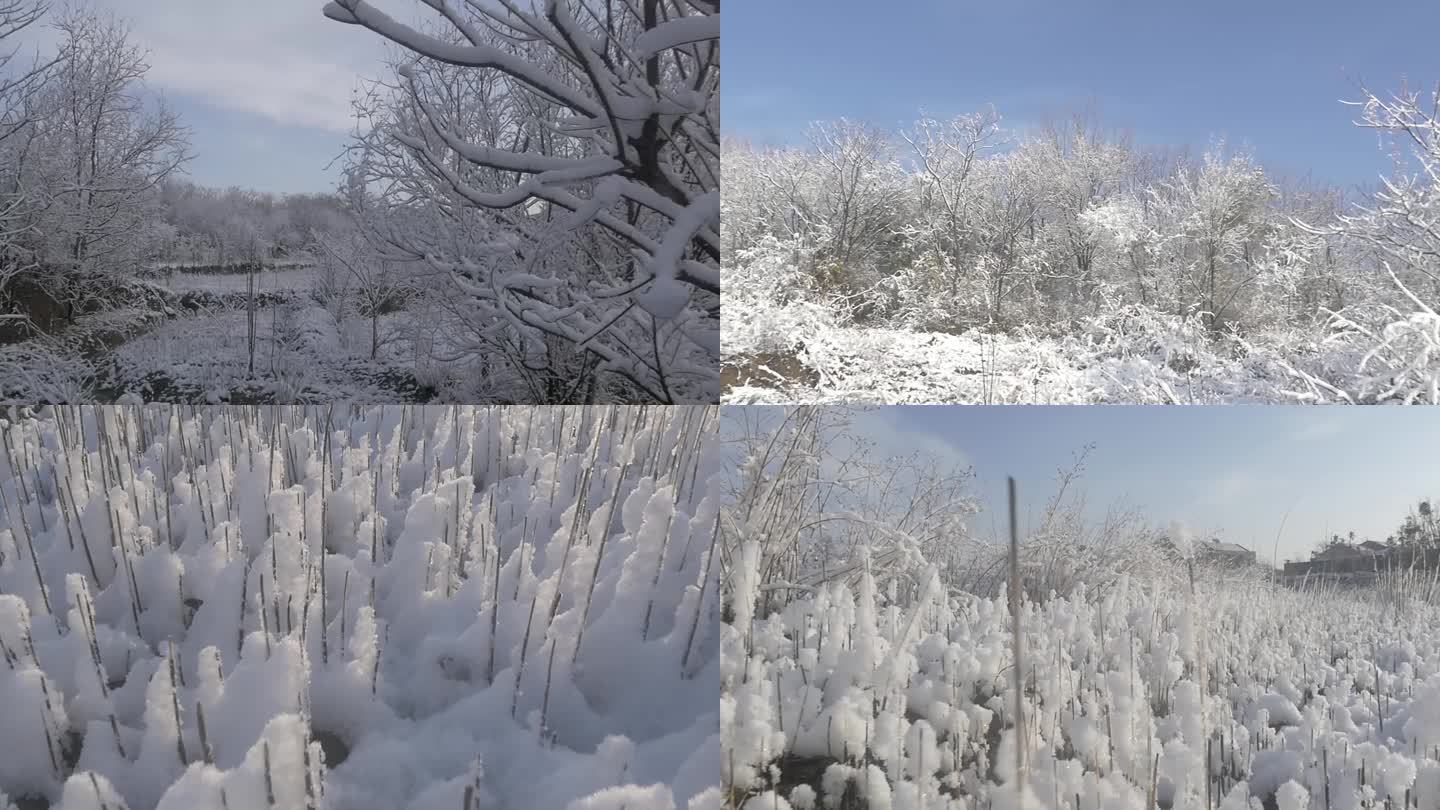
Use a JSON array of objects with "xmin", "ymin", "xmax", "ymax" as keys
[
  {"xmin": 0, "ymin": 344, "xmax": 95, "ymax": 402},
  {"xmin": 1303, "ymin": 275, "xmax": 1440, "ymax": 404},
  {"xmin": 724, "ymin": 236, "xmax": 824, "ymax": 311},
  {"xmin": 0, "ymin": 405, "xmax": 719, "ymax": 809}
]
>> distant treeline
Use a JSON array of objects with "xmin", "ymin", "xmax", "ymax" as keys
[{"xmin": 142, "ymin": 261, "xmax": 316, "ymax": 277}]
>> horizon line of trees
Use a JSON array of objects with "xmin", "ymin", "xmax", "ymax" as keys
[
  {"xmin": 724, "ymin": 83, "xmax": 1440, "ymax": 341},
  {"xmin": 1311, "ymin": 498, "xmax": 1440, "ymax": 560}
]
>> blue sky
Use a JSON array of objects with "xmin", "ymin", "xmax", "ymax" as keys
[
  {"xmin": 21, "ymin": 0, "xmax": 400, "ymax": 193},
  {"xmin": 857, "ymin": 406, "xmax": 1440, "ymax": 563},
  {"xmin": 731, "ymin": 406, "xmax": 1440, "ymax": 564},
  {"xmin": 724, "ymin": 0, "xmax": 1440, "ymax": 188},
  {"xmin": 167, "ymin": 98, "xmax": 352, "ymax": 193}
]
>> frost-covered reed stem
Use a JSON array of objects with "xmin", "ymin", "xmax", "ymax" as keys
[
  {"xmin": 573, "ymin": 460, "xmax": 631, "ymax": 666},
  {"xmin": 259, "ymin": 571, "xmax": 272, "ymax": 659},
  {"xmin": 196, "ymin": 700, "xmax": 213, "ymax": 764},
  {"xmin": 372, "ymin": 625, "xmax": 384, "ymax": 695},
  {"xmin": 238, "ymin": 561, "xmax": 250, "ymax": 658},
  {"xmin": 263, "ymin": 740, "xmax": 275, "ymax": 808},
  {"xmin": 681, "ymin": 510, "xmax": 720, "ymax": 677},
  {"xmin": 1324, "ymin": 744, "xmax": 1332, "ymax": 810},
  {"xmin": 61, "ymin": 464, "xmax": 99, "ymax": 583},
  {"xmin": 1008, "ymin": 477, "xmax": 1027, "ymax": 791},
  {"xmin": 539, "ymin": 640, "xmax": 559, "ymax": 737},
  {"xmin": 170, "ymin": 649, "xmax": 189, "ymax": 765},
  {"xmin": 485, "ymin": 516, "xmax": 500, "ymax": 684},
  {"xmin": 371, "ymin": 464, "xmax": 380, "ymax": 565},
  {"xmin": 303, "ymin": 726, "xmax": 316, "ymax": 810},
  {"xmin": 0, "ymin": 469, "xmax": 50, "ymax": 615},
  {"xmin": 513, "ymin": 586, "xmax": 542, "ymax": 719},
  {"xmin": 39, "ymin": 675, "xmax": 61, "ymax": 777},
  {"xmin": 641, "ymin": 506, "xmax": 679, "ymax": 641}
]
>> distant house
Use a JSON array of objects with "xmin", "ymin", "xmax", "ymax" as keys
[
  {"xmin": 1280, "ymin": 539, "xmax": 1440, "ymax": 583},
  {"xmin": 1194, "ymin": 539, "xmax": 1257, "ymax": 568},
  {"xmin": 1161, "ymin": 536, "xmax": 1257, "ymax": 568},
  {"xmin": 1307, "ymin": 543, "xmax": 1374, "ymax": 567}
]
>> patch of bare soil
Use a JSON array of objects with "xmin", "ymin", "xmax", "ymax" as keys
[{"xmin": 721, "ymin": 350, "xmax": 820, "ymax": 393}]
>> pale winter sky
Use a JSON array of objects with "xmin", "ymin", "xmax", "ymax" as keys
[
  {"xmin": 732, "ymin": 406, "xmax": 1440, "ymax": 565},
  {"xmin": 21, "ymin": 0, "xmax": 424, "ymax": 193}
]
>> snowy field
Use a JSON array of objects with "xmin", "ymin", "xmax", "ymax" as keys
[
  {"xmin": 152, "ymin": 265, "xmax": 321, "ymax": 296},
  {"xmin": 108, "ymin": 306, "xmax": 447, "ymax": 403},
  {"xmin": 0, "ymin": 297, "xmax": 458, "ymax": 404},
  {"xmin": 0, "ymin": 405, "xmax": 720, "ymax": 809},
  {"xmin": 719, "ymin": 406, "xmax": 1440, "ymax": 810},
  {"xmin": 723, "ymin": 536, "xmax": 1440, "ymax": 810}
]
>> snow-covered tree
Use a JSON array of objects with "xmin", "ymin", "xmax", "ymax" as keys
[
  {"xmin": 0, "ymin": 0, "xmax": 64, "ymax": 315},
  {"xmin": 802, "ymin": 119, "xmax": 905, "ymax": 294},
  {"xmin": 1145, "ymin": 146, "xmax": 1276, "ymax": 329},
  {"xmin": 313, "ymin": 225, "xmax": 406, "ymax": 360},
  {"xmin": 325, "ymin": 0, "xmax": 718, "ymax": 402},
  {"xmin": 1321, "ymin": 82, "xmax": 1440, "ymax": 305},
  {"xmin": 27, "ymin": 6, "xmax": 189, "ymax": 314}
]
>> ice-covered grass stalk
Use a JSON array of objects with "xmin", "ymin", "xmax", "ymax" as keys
[{"xmin": 0, "ymin": 405, "xmax": 720, "ymax": 810}]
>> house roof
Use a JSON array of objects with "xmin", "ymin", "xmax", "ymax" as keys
[
  {"xmin": 1312, "ymin": 541, "xmax": 1391, "ymax": 560},
  {"xmin": 1198, "ymin": 538, "xmax": 1252, "ymax": 556}
]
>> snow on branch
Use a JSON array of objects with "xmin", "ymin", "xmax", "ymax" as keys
[{"xmin": 332, "ymin": 0, "xmax": 718, "ymax": 401}]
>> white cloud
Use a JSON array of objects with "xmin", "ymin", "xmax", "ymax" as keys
[
  {"xmin": 1287, "ymin": 413, "xmax": 1345, "ymax": 442},
  {"xmin": 852, "ymin": 407, "xmax": 972, "ymax": 472},
  {"xmin": 1197, "ymin": 466, "xmax": 1260, "ymax": 507},
  {"xmin": 73, "ymin": 0, "xmax": 408, "ymax": 133}
]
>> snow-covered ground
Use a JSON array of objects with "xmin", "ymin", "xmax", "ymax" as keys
[
  {"xmin": 0, "ymin": 272, "xmax": 461, "ymax": 403},
  {"xmin": 723, "ymin": 538, "xmax": 1440, "ymax": 810},
  {"xmin": 722, "ymin": 320, "xmax": 1292, "ymax": 405},
  {"xmin": 721, "ymin": 297, "xmax": 1436, "ymax": 405},
  {"xmin": 0, "ymin": 405, "xmax": 720, "ymax": 809},
  {"xmin": 108, "ymin": 306, "xmax": 447, "ymax": 403}
]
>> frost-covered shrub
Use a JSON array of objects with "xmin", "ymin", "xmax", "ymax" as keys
[
  {"xmin": 1077, "ymin": 304, "xmax": 1216, "ymax": 370},
  {"xmin": 876, "ymin": 251, "xmax": 987, "ymax": 334},
  {"xmin": 723, "ymin": 235, "xmax": 823, "ymax": 309},
  {"xmin": 721, "ymin": 237, "xmax": 859, "ymax": 359},
  {"xmin": 0, "ymin": 344, "xmax": 95, "ymax": 402},
  {"xmin": 0, "ymin": 405, "xmax": 719, "ymax": 809},
  {"xmin": 1311, "ymin": 293, "xmax": 1440, "ymax": 403}
]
